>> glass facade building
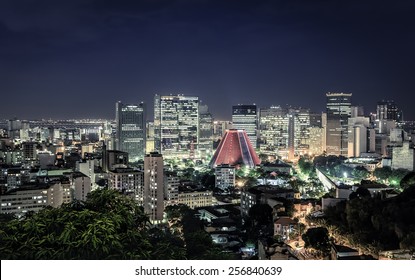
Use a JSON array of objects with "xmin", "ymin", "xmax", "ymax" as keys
[
  {"xmin": 154, "ymin": 94, "xmax": 199, "ymax": 158},
  {"xmin": 115, "ymin": 101, "xmax": 146, "ymax": 162}
]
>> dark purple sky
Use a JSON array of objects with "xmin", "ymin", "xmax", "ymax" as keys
[{"xmin": 1, "ymin": 0, "xmax": 415, "ymax": 121}]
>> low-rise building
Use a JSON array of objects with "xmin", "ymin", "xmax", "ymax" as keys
[
  {"xmin": 274, "ymin": 217, "xmax": 297, "ymax": 238},
  {"xmin": 215, "ymin": 164, "xmax": 235, "ymax": 191},
  {"xmin": 177, "ymin": 185, "xmax": 213, "ymax": 209},
  {"xmin": 0, "ymin": 182, "xmax": 72, "ymax": 217}
]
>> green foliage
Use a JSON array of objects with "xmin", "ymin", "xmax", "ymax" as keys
[
  {"xmin": 302, "ymin": 227, "xmax": 331, "ymax": 255},
  {"xmin": 321, "ymin": 185, "xmax": 415, "ymax": 254},
  {"xmin": 298, "ymin": 156, "xmax": 313, "ymax": 176},
  {"xmin": 351, "ymin": 166, "xmax": 370, "ymax": 180},
  {"xmin": 399, "ymin": 232, "xmax": 415, "ymax": 250},
  {"xmin": 400, "ymin": 172, "xmax": 415, "ymax": 190},
  {"xmin": 248, "ymin": 204, "xmax": 273, "ymax": 226},
  {"xmin": 200, "ymin": 171, "xmax": 215, "ymax": 188},
  {"xmin": 374, "ymin": 166, "xmax": 392, "ymax": 181},
  {"xmin": 165, "ymin": 204, "xmax": 233, "ymax": 259},
  {"xmin": 0, "ymin": 189, "xmax": 185, "ymax": 260},
  {"xmin": 349, "ymin": 187, "xmax": 371, "ymax": 200},
  {"xmin": 389, "ymin": 169, "xmax": 410, "ymax": 188}
]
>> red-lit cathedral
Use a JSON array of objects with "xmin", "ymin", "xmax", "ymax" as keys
[{"xmin": 209, "ymin": 129, "xmax": 261, "ymax": 168}]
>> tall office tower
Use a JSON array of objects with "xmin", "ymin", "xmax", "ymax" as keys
[
  {"xmin": 259, "ymin": 106, "xmax": 289, "ymax": 157},
  {"xmin": 154, "ymin": 94, "xmax": 199, "ymax": 159},
  {"xmin": 199, "ymin": 104, "xmax": 213, "ymax": 159},
  {"xmin": 309, "ymin": 127, "xmax": 324, "ymax": 156},
  {"xmin": 232, "ymin": 104, "xmax": 258, "ymax": 149},
  {"xmin": 377, "ymin": 100, "xmax": 400, "ymax": 121},
  {"xmin": 289, "ymin": 107, "xmax": 311, "ymax": 158},
  {"xmin": 321, "ymin": 112, "xmax": 327, "ymax": 153},
  {"xmin": 115, "ymin": 101, "xmax": 146, "ymax": 163},
  {"xmin": 213, "ymin": 120, "xmax": 232, "ymax": 141},
  {"xmin": 347, "ymin": 116, "xmax": 371, "ymax": 158},
  {"xmin": 351, "ymin": 106, "xmax": 365, "ymax": 118},
  {"xmin": 309, "ymin": 112, "xmax": 323, "ymax": 128},
  {"xmin": 144, "ymin": 152, "xmax": 164, "ymax": 222},
  {"xmin": 209, "ymin": 129, "xmax": 261, "ymax": 168},
  {"xmin": 287, "ymin": 111, "xmax": 296, "ymax": 160},
  {"xmin": 7, "ymin": 118, "xmax": 22, "ymax": 139},
  {"xmin": 308, "ymin": 112, "xmax": 324, "ymax": 155},
  {"xmin": 326, "ymin": 92, "xmax": 352, "ymax": 156}
]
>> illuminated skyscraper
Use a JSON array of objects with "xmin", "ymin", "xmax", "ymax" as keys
[
  {"xmin": 199, "ymin": 103, "xmax": 213, "ymax": 159},
  {"xmin": 259, "ymin": 106, "xmax": 312, "ymax": 159},
  {"xmin": 154, "ymin": 94, "xmax": 199, "ymax": 159},
  {"xmin": 326, "ymin": 92, "xmax": 352, "ymax": 156},
  {"xmin": 232, "ymin": 105, "xmax": 258, "ymax": 148},
  {"xmin": 376, "ymin": 100, "xmax": 402, "ymax": 122},
  {"xmin": 115, "ymin": 101, "xmax": 146, "ymax": 162},
  {"xmin": 259, "ymin": 106, "xmax": 289, "ymax": 157}
]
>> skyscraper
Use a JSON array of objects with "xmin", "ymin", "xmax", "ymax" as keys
[
  {"xmin": 154, "ymin": 94, "xmax": 199, "ymax": 159},
  {"xmin": 232, "ymin": 104, "xmax": 258, "ymax": 148},
  {"xmin": 144, "ymin": 152, "xmax": 164, "ymax": 222},
  {"xmin": 326, "ymin": 92, "xmax": 352, "ymax": 156},
  {"xmin": 259, "ymin": 106, "xmax": 289, "ymax": 157},
  {"xmin": 347, "ymin": 116, "xmax": 371, "ymax": 157},
  {"xmin": 376, "ymin": 100, "xmax": 401, "ymax": 122},
  {"xmin": 115, "ymin": 101, "xmax": 146, "ymax": 163},
  {"xmin": 199, "ymin": 103, "xmax": 213, "ymax": 159}
]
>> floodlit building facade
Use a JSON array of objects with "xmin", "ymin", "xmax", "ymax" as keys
[
  {"xmin": 154, "ymin": 94, "xmax": 199, "ymax": 159},
  {"xmin": 326, "ymin": 92, "xmax": 352, "ymax": 156},
  {"xmin": 232, "ymin": 104, "xmax": 258, "ymax": 148},
  {"xmin": 144, "ymin": 152, "xmax": 164, "ymax": 222}
]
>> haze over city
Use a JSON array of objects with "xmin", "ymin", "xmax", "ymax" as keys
[{"xmin": 1, "ymin": 0, "xmax": 415, "ymax": 120}]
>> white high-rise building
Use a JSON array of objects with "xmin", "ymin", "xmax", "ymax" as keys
[
  {"xmin": 348, "ymin": 116, "xmax": 370, "ymax": 158},
  {"xmin": 144, "ymin": 152, "xmax": 164, "ymax": 222}
]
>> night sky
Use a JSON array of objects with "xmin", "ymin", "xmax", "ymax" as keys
[{"xmin": 1, "ymin": 0, "xmax": 415, "ymax": 121}]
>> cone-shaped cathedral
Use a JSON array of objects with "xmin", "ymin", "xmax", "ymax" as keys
[{"xmin": 209, "ymin": 129, "xmax": 261, "ymax": 168}]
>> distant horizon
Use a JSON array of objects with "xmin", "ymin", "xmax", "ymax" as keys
[{"xmin": 1, "ymin": 93, "xmax": 412, "ymax": 122}]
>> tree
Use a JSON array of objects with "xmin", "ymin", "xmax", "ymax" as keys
[
  {"xmin": 400, "ymin": 172, "xmax": 415, "ymax": 190},
  {"xmin": 0, "ymin": 189, "xmax": 181, "ymax": 260},
  {"xmin": 389, "ymin": 168, "xmax": 410, "ymax": 188},
  {"xmin": 374, "ymin": 166, "xmax": 392, "ymax": 181},
  {"xmin": 298, "ymin": 156, "xmax": 313, "ymax": 176},
  {"xmin": 248, "ymin": 204, "xmax": 273, "ymax": 226},
  {"xmin": 349, "ymin": 187, "xmax": 371, "ymax": 200},
  {"xmin": 302, "ymin": 227, "xmax": 331, "ymax": 256},
  {"xmin": 352, "ymin": 166, "xmax": 369, "ymax": 180}
]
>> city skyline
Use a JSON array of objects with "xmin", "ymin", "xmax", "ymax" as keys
[{"xmin": 1, "ymin": 0, "xmax": 415, "ymax": 121}]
